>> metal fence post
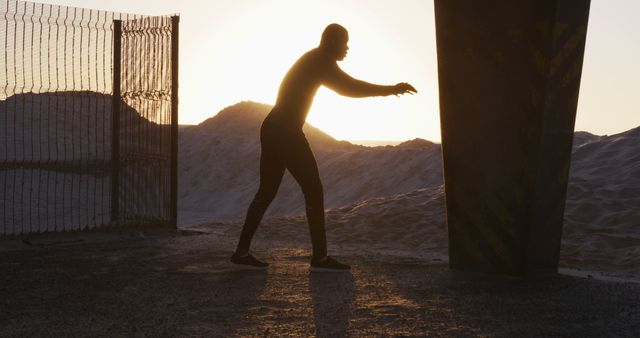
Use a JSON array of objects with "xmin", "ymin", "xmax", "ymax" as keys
[
  {"xmin": 111, "ymin": 19, "xmax": 122, "ymax": 224},
  {"xmin": 170, "ymin": 16, "xmax": 179, "ymax": 228}
]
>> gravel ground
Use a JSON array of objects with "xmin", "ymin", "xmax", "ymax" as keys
[{"xmin": 1, "ymin": 229, "xmax": 640, "ymax": 337}]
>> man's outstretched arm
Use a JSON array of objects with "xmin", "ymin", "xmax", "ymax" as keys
[{"xmin": 323, "ymin": 62, "xmax": 417, "ymax": 98}]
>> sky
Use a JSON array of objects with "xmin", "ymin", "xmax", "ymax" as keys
[{"xmin": 30, "ymin": 0, "xmax": 640, "ymax": 143}]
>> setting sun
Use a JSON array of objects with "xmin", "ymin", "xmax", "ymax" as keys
[{"xmin": 194, "ymin": 0, "xmax": 438, "ymax": 143}]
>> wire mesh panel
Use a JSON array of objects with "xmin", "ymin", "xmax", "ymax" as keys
[
  {"xmin": 114, "ymin": 16, "xmax": 176, "ymax": 225},
  {"xmin": 0, "ymin": 0, "xmax": 177, "ymax": 237}
]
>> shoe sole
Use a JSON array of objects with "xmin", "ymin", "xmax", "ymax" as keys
[
  {"xmin": 229, "ymin": 261, "xmax": 268, "ymax": 270},
  {"xmin": 309, "ymin": 266, "xmax": 350, "ymax": 273}
]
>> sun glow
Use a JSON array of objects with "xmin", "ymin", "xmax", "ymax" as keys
[
  {"xmin": 188, "ymin": 0, "xmax": 440, "ymax": 142},
  {"xmin": 28, "ymin": 0, "xmax": 440, "ymax": 142},
  {"xmin": 32, "ymin": 0, "xmax": 640, "ymax": 143}
]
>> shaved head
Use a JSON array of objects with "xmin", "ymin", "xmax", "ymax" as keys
[
  {"xmin": 320, "ymin": 23, "xmax": 349, "ymax": 61},
  {"xmin": 320, "ymin": 23, "xmax": 348, "ymax": 47}
]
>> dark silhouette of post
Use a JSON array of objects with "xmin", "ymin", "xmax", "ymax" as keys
[
  {"xmin": 435, "ymin": 0, "xmax": 591, "ymax": 275},
  {"xmin": 111, "ymin": 19, "xmax": 122, "ymax": 224},
  {"xmin": 170, "ymin": 16, "xmax": 179, "ymax": 228}
]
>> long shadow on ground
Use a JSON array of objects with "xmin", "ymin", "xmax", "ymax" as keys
[{"xmin": 1, "ymin": 232, "xmax": 639, "ymax": 337}]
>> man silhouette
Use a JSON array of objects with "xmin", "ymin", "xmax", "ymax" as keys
[{"xmin": 231, "ymin": 23, "xmax": 417, "ymax": 271}]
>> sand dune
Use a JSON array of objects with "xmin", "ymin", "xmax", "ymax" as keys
[
  {"xmin": 178, "ymin": 101, "xmax": 442, "ymax": 223},
  {"xmin": 0, "ymin": 91, "xmax": 168, "ymax": 162},
  {"xmin": 0, "ymin": 92, "xmax": 171, "ymax": 233},
  {"xmin": 562, "ymin": 127, "xmax": 640, "ymax": 276},
  {"xmin": 180, "ymin": 101, "xmax": 640, "ymax": 278},
  {"xmin": 2, "ymin": 96, "xmax": 638, "ymax": 277}
]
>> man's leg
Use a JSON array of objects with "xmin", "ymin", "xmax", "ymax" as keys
[
  {"xmin": 235, "ymin": 138, "xmax": 285, "ymax": 256},
  {"xmin": 284, "ymin": 137, "xmax": 327, "ymax": 259}
]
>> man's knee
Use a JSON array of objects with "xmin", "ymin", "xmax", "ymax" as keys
[{"xmin": 253, "ymin": 189, "xmax": 277, "ymax": 206}]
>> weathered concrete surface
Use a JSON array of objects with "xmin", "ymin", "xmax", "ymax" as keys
[
  {"xmin": 1, "ymin": 230, "xmax": 639, "ymax": 337},
  {"xmin": 435, "ymin": 0, "xmax": 591, "ymax": 275}
]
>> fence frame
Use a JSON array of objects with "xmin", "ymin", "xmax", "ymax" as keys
[
  {"xmin": 111, "ymin": 19, "xmax": 122, "ymax": 224},
  {"xmin": 170, "ymin": 15, "xmax": 179, "ymax": 228}
]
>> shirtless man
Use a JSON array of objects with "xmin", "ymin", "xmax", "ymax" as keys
[{"xmin": 231, "ymin": 23, "xmax": 417, "ymax": 271}]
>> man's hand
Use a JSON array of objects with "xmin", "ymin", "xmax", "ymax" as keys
[{"xmin": 392, "ymin": 82, "xmax": 417, "ymax": 96}]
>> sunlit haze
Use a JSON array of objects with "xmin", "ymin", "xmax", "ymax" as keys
[{"xmin": 35, "ymin": 0, "xmax": 640, "ymax": 143}]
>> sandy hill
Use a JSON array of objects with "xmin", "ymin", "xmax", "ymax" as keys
[
  {"xmin": 180, "ymin": 102, "xmax": 639, "ymax": 277},
  {"xmin": 179, "ymin": 101, "xmax": 640, "ymax": 229},
  {"xmin": 1, "ymin": 92, "xmax": 175, "ymax": 233},
  {"xmin": 2, "ymin": 93, "xmax": 638, "ymax": 276},
  {"xmin": 321, "ymin": 125, "xmax": 640, "ymax": 274},
  {"xmin": 562, "ymin": 127, "xmax": 640, "ymax": 271},
  {"xmin": 178, "ymin": 101, "xmax": 443, "ymax": 223},
  {"xmin": 565, "ymin": 126, "xmax": 640, "ymax": 231},
  {"xmin": 0, "ymin": 91, "xmax": 167, "ymax": 163}
]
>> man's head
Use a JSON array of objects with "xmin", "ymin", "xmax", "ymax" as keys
[{"xmin": 320, "ymin": 23, "xmax": 349, "ymax": 61}]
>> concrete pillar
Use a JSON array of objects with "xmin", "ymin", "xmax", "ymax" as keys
[{"xmin": 434, "ymin": 0, "xmax": 591, "ymax": 275}]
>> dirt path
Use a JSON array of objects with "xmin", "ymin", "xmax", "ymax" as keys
[{"xmin": 1, "ymin": 230, "xmax": 640, "ymax": 337}]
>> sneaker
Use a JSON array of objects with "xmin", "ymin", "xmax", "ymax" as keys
[
  {"xmin": 230, "ymin": 253, "xmax": 269, "ymax": 269},
  {"xmin": 310, "ymin": 256, "xmax": 350, "ymax": 272}
]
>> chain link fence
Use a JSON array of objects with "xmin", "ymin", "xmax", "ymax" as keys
[{"xmin": 0, "ymin": 0, "xmax": 178, "ymax": 236}]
